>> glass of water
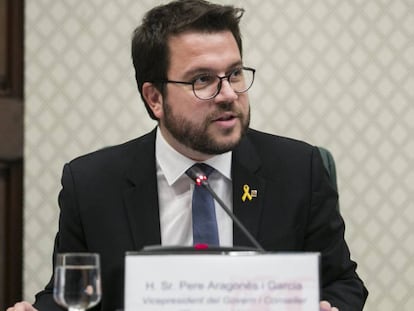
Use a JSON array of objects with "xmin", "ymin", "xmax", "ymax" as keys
[{"xmin": 53, "ymin": 253, "xmax": 102, "ymax": 311}]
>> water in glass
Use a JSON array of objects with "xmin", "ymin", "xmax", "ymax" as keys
[{"xmin": 53, "ymin": 253, "xmax": 101, "ymax": 311}]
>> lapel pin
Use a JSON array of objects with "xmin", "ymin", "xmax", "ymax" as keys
[
  {"xmin": 250, "ymin": 189, "xmax": 257, "ymax": 198},
  {"xmin": 242, "ymin": 184, "xmax": 257, "ymax": 202}
]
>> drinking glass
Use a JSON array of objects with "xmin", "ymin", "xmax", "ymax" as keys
[{"xmin": 53, "ymin": 253, "xmax": 102, "ymax": 311}]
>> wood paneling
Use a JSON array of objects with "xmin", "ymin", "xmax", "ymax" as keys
[
  {"xmin": 0, "ymin": 0, "xmax": 24, "ymax": 309},
  {"xmin": 0, "ymin": 0, "xmax": 23, "ymax": 98},
  {"xmin": 0, "ymin": 160, "xmax": 23, "ymax": 309},
  {"xmin": 0, "ymin": 98, "xmax": 23, "ymax": 159}
]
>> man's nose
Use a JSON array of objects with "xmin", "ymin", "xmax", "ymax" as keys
[{"xmin": 214, "ymin": 79, "xmax": 238, "ymax": 102}]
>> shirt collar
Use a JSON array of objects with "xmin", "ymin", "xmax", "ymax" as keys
[{"xmin": 155, "ymin": 127, "xmax": 232, "ymax": 185}]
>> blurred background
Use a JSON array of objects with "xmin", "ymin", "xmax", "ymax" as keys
[{"xmin": 1, "ymin": 0, "xmax": 413, "ymax": 310}]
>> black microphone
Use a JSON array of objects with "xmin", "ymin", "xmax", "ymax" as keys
[{"xmin": 186, "ymin": 165, "xmax": 265, "ymax": 252}]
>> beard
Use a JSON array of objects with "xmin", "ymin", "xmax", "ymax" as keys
[{"xmin": 162, "ymin": 101, "xmax": 250, "ymax": 155}]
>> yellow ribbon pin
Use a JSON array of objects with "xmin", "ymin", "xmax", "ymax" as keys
[{"xmin": 242, "ymin": 184, "xmax": 253, "ymax": 202}]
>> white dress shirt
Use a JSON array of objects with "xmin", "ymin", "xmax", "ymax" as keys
[{"xmin": 155, "ymin": 128, "xmax": 233, "ymax": 246}]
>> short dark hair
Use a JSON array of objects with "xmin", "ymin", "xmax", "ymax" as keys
[{"xmin": 131, "ymin": 0, "xmax": 245, "ymax": 120}]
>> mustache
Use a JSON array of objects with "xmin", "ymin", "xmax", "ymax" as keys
[
  {"xmin": 209, "ymin": 102, "xmax": 242, "ymax": 118},
  {"xmin": 209, "ymin": 110, "xmax": 243, "ymax": 122}
]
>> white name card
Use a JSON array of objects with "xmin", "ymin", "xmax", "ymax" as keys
[{"xmin": 125, "ymin": 252, "xmax": 320, "ymax": 311}]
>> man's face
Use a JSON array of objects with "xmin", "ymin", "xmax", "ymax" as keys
[{"xmin": 153, "ymin": 30, "xmax": 250, "ymax": 161}]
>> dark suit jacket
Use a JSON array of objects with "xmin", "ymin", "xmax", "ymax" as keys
[{"xmin": 34, "ymin": 128, "xmax": 367, "ymax": 311}]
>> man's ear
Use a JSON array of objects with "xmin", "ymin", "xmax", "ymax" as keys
[{"xmin": 142, "ymin": 82, "xmax": 164, "ymax": 119}]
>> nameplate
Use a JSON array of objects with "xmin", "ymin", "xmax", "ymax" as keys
[{"xmin": 124, "ymin": 252, "xmax": 320, "ymax": 311}]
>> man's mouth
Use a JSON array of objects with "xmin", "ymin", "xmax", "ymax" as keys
[
  {"xmin": 213, "ymin": 112, "xmax": 238, "ymax": 122},
  {"xmin": 211, "ymin": 112, "xmax": 240, "ymax": 129}
]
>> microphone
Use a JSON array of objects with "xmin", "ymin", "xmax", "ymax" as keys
[{"xmin": 187, "ymin": 165, "xmax": 265, "ymax": 252}]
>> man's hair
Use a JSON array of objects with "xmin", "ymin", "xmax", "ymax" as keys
[{"xmin": 131, "ymin": 0, "xmax": 245, "ymax": 120}]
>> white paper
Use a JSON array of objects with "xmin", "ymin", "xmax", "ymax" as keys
[{"xmin": 124, "ymin": 252, "xmax": 320, "ymax": 311}]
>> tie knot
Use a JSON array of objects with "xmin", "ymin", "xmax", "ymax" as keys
[
  {"xmin": 185, "ymin": 163, "xmax": 215, "ymax": 185},
  {"xmin": 193, "ymin": 163, "xmax": 214, "ymax": 177}
]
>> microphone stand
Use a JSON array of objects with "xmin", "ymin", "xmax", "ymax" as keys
[
  {"xmin": 187, "ymin": 165, "xmax": 265, "ymax": 253},
  {"xmin": 202, "ymin": 182, "xmax": 265, "ymax": 252}
]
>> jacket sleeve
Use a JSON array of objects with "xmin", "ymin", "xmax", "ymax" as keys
[
  {"xmin": 33, "ymin": 163, "xmax": 99, "ymax": 311},
  {"xmin": 307, "ymin": 147, "xmax": 368, "ymax": 310}
]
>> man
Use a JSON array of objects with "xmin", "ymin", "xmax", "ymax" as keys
[{"xmin": 8, "ymin": 0, "xmax": 367, "ymax": 311}]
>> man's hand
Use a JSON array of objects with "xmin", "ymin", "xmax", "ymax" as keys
[
  {"xmin": 6, "ymin": 301, "xmax": 38, "ymax": 311},
  {"xmin": 320, "ymin": 300, "xmax": 339, "ymax": 311}
]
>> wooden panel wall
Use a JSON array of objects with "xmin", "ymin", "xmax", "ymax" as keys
[{"xmin": 0, "ymin": 0, "xmax": 24, "ymax": 309}]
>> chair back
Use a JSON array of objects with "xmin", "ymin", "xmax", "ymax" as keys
[{"xmin": 318, "ymin": 146, "xmax": 340, "ymax": 210}]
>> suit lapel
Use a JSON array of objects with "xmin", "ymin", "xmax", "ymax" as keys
[
  {"xmin": 120, "ymin": 129, "xmax": 267, "ymax": 250},
  {"xmin": 232, "ymin": 134, "xmax": 266, "ymax": 248},
  {"xmin": 122, "ymin": 129, "xmax": 161, "ymax": 250}
]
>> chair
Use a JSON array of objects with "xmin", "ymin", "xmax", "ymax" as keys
[
  {"xmin": 318, "ymin": 146, "xmax": 340, "ymax": 210},
  {"xmin": 317, "ymin": 147, "xmax": 338, "ymax": 192}
]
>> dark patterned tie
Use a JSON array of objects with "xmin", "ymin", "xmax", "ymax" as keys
[{"xmin": 186, "ymin": 163, "xmax": 219, "ymax": 246}]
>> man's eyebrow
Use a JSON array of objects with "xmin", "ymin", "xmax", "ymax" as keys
[
  {"xmin": 182, "ymin": 61, "xmax": 244, "ymax": 79},
  {"xmin": 182, "ymin": 67, "xmax": 214, "ymax": 79}
]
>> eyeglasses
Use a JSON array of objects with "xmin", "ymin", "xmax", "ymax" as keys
[{"xmin": 156, "ymin": 67, "xmax": 256, "ymax": 100}]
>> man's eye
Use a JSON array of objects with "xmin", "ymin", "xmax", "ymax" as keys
[
  {"xmin": 193, "ymin": 75, "xmax": 215, "ymax": 85},
  {"xmin": 230, "ymin": 68, "xmax": 244, "ymax": 79},
  {"xmin": 232, "ymin": 68, "xmax": 243, "ymax": 76}
]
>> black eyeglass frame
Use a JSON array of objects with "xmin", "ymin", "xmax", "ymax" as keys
[{"xmin": 152, "ymin": 66, "xmax": 256, "ymax": 100}]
